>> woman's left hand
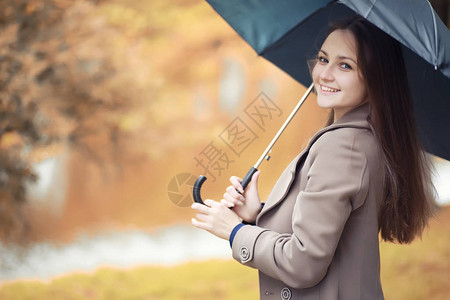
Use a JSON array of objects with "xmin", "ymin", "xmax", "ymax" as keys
[{"xmin": 191, "ymin": 199, "xmax": 241, "ymax": 240}]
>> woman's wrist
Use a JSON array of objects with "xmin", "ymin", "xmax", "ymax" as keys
[{"xmin": 242, "ymin": 202, "xmax": 264, "ymax": 224}]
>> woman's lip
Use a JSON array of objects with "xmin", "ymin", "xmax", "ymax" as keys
[{"xmin": 320, "ymin": 85, "xmax": 340, "ymax": 93}]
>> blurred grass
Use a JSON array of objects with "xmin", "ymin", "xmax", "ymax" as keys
[
  {"xmin": 0, "ymin": 206, "xmax": 448, "ymax": 300},
  {"xmin": 0, "ymin": 260, "xmax": 258, "ymax": 300}
]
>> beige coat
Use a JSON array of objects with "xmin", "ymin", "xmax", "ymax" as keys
[{"xmin": 232, "ymin": 103, "xmax": 385, "ymax": 300}]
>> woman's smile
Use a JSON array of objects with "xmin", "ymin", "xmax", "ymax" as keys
[{"xmin": 319, "ymin": 84, "xmax": 341, "ymax": 93}]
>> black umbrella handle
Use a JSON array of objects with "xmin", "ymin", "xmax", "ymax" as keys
[
  {"xmin": 193, "ymin": 175, "xmax": 207, "ymax": 205},
  {"xmin": 193, "ymin": 167, "xmax": 258, "ymax": 205}
]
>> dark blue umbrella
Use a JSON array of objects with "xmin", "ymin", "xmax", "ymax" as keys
[{"xmin": 194, "ymin": 0, "xmax": 450, "ymax": 204}]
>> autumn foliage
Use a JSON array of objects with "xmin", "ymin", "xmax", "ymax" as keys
[{"xmin": 0, "ymin": 0, "xmax": 136, "ymax": 241}]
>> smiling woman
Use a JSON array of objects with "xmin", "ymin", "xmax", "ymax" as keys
[
  {"xmin": 191, "ymin": 15, "xmax": 437, "ymax": 300},
  {"xmin": 312, "ymin": 29, "xmax": 369, "ymax": 121}
]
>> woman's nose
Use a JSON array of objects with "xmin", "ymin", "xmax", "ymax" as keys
[{"xmin": 319, "ymin": 66, "xmax": 334, "ymax": 81}]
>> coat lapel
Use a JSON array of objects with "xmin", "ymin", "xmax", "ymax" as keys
[{"xmin": 256, "ymin": 102, "xmax": 372, "ymax": 222}]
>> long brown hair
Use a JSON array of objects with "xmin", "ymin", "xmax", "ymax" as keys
[{"xmin": 325, "ymin": 16, "xmax": 436, "ymax": 243}]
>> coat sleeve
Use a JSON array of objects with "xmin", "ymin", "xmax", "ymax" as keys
[{"xmin": 231, "ymin": 130, "xmax": 370, "ymax": 289}]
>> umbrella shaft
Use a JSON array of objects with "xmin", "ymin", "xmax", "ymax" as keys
[{"xmin": 254, "ymin": 83, "xmax": 314, "ymax": 169}]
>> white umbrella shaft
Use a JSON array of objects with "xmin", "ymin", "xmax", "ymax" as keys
[{"xmin": 253, "ymin": 83, "xmax": 314, "ymax": 169}]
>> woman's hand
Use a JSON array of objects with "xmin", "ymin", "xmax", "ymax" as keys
[
  {"xmin": 191, "ymin": 199, "xmax": 241, "ymax": 240},
  {"xmin": 221, "ymin": 171, "xmax": 262, "ymax": 223}
]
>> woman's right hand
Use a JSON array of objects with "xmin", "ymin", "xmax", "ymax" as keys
[{"xmin": 221, "ymin": 171, "xmax": 262, "ymax": 224}]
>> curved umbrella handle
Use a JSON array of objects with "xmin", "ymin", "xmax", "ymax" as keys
[
  {"xmin": 193, "ymin": 167, "xmax": 258, "ymax": 205},
  {"xmin": 193, "ymin": 175, "xmax": 207, "ymax": 205}
]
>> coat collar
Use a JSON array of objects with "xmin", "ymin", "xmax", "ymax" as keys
[
  {"xmin": 256, "ymin": 102, "xmax": 372, "ymax": 221},
  {"xmin": 306, "ymin": 102, "xmax": 372, "ymax": 147},
  {"xmin": 333, "ymin": 101, "xmax": 371, "ymax": 128}
]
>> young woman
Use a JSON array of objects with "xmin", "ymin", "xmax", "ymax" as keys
[{"xmin": 191, "ymin": 15, "xmax": 436, "ymax": 299}]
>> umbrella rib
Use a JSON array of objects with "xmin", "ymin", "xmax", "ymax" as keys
[
  {"xmin": 426, "ymin": 0, "xmax": 439, "ymax": 70},
  {"xmin": 363, "ymin": 0, "xmax": 377, "ymax": 18}
]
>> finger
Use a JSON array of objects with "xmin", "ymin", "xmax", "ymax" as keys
[
  {"xmin": 204, "ymin": 199, "xmax": 222, "ymax": 208},
  {"xmin": 203, "ymin": 199, "xmax": 215, "ymax": 207},
  {"xmin": 191, "ymin": 218, "xmax": 211, "ymax": 231},
  {"xmin": 196, "ymin": 213, "xmax": 209, "ymax": 222},
  {"xmin": 252, "ymin": 170, "xmax": 261, "ymax": 183},
  {"xmin": 230, "ymin": 176, "xmax": 244, "ymax": 193},
  {"xmin": 226, "ymin": 185, "xmax": 244, "ymax": 200},
  {"xmin": 248, "ymin": 170, "xmax": 261, "ymax": 192},
  {"xmin": 230, "ymin": 175, "xmax": 243, "ymax": 183},
  {"xmin": 223, "ymin": 193, "xmax": 244, "ymax": 206},
  {"xmin": 220, "ymin": 199, "xmax": 235, "ymax": 208},
  {"xmin": 224, "ymin": 188, "xmax": 245, "ymax": 202},
  {"xmin": 191, "ymin": 202, "xmax": 210, "ymax": 214}
]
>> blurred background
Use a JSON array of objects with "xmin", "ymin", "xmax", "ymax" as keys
[{"xmin": 0, "ymin": 0, "xmax": 449, "ymax": 299}]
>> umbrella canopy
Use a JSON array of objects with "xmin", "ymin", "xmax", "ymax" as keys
[{"xmin": 206, "ymin": 0, "xmax": 450, "ymax": 161}]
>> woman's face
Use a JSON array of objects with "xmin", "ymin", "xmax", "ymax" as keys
[{"xmin": 312, "ymin": 29, "xmax": 368, "ymax": 121}]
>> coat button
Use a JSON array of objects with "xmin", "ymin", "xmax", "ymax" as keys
[
  {"xmin": 239, "ymin": 246, "xmax": 250, "ymax": 261},
  {"xmin": 281, "ymin": 287, "xmax": 292, "ymax": 300}
]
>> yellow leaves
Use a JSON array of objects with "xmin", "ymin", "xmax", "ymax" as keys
[
  {"xmin": 0, "ymin": 24, "xmax": 19, "ymax": 48},
  {"xmin": 25, "ymin": 0, "xmax": 44, "ymax": 16},
  {"xmin": 118, "ymin": 114, "xmax": 145, "ymax": 132},
  {"xmin": 28, "ymin": 143, "xmax": 65, "ymax": 163},
  {"xmin": 0, "ymin": 132, "xmax": 22, "ymax": 148},
  {"xmin": 99, "ymin": 4, "xmax": 151, "ymax": 37}
]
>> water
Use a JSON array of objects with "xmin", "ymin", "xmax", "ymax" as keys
[{"xmin": 0, "ymin": 225, "xmax": 230, "ymax": 282}]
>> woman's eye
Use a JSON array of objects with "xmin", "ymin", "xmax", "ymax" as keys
[
  {"xmin": 340, "ymin": 63, "xmax": 352, "ymax": 70},
  {"xmin": 318, "ymin": 56, "xmax": 328, "ymax": 63}
]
